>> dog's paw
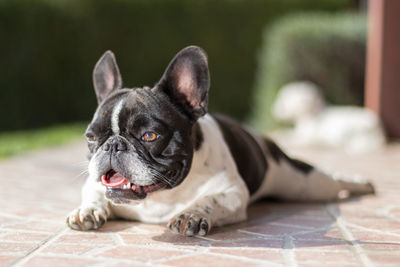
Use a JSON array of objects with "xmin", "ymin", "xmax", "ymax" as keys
[
  {"xmin": 167, "ymin": 213, "xmax": 210, "ymax": 237},
  {"xmin": 66, "ymin": 204, "xmax": 109, "ymax": 231}
]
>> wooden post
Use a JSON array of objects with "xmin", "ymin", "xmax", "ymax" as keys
[{"xmin": 365, "ymin": 0, "xmax": 400, "ymax": 139}]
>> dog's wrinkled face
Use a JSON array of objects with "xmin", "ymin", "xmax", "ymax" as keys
[{"xmin": 85, "ymin": 46, "xmax": 210, "ymax": 204}]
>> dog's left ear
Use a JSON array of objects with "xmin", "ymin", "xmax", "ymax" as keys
[
  {"xmin": 157, "ymin": 46, "xmax": 210, "ymax": 120},
  {"xmin": 93, "ymin": 51, "xmax": 123, "ymax": 104}
]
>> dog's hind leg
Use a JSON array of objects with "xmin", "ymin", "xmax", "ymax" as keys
[{"xmin": 250, "ymin": 139, "xmax": 375, "ymax": 202}]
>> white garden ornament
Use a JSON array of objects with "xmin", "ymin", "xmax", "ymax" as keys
[{"xmin": 272, "ymin": 81, "xmax": 386, "ymax": 153}]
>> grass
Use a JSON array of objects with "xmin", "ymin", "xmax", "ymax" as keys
[{"xmin": 0, "ymin": 123, "xmax": 87, "ymax": 159}]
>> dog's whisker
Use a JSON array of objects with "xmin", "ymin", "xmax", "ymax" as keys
[
  {"xmin": 148, "ymin": 169, "xmax": 174, "ymax": 187},
  {"xmin": 78, "ymin": 169, "xmax": 89, "ymax": 177},
  {"xmin": 152, "ymin": 174, "xmax": 173, "ymax": 186},
  {"xmin": 72, "ymin": 161, "xmax": 89, "ymax": 167}
]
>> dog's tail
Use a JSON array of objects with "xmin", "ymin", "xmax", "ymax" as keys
[{"xmin": 257, "ymin": 138, "xmax": 375, "ymax": 202}]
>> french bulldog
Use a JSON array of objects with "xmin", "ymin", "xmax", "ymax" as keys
[{"xmin": 66, "ymin": 46, "xmax": 374, "ymax": 236}]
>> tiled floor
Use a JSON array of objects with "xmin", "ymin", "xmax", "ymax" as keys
[{"xmin": 0, "ymin": 139, "xmax": 399, "ymax": 266}]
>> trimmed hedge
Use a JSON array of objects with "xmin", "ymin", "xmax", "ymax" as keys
[
  {"xmin": 251, "ymin": 12, "xmax": 367, "ymax": 131},
  {"xmin": 0, "ymin": 0, "xmax": 352, "ymax": 131},
  {"xmin": 0, "ymin": 123, "xmax": 86, "ymax": 159}
]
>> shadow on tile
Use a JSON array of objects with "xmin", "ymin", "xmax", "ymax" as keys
[{"xmin": 150, "ymin": 199, "xmax": 400, "ymax": 250}]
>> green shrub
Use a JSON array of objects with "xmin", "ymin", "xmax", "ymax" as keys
[
  {"xmin": 0, "ymin": 0, "xmax": 352, "ymax": 131},
  {"xmin": 251, "ymin": 12, "xmax": 367, "ymax": 131},
  {"xmin": 0, "ymin": 123, "xmax": 86, "ymax": 159}
]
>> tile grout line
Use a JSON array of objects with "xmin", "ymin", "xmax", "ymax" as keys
[
  {"xmin": 282, "ymin": 235, "xmax": 297, "ymax": 267},
  {"xmin": 268, "ymin": 222, "xmax": 316, "ymax": 230},
  {"xmin": 378, "ymin": 205, "xmax": 400, "ymax": 223},
  {"xmin": 326, "ymin": 204, "xmax": 374, "ymax": 267},
  {"xmin": 151, "ymin": 251, "xmax": 204, "ymax": 265},
  {"xmin": 345, "ymin": 222, "xmax": 400, "ymax": 238},
  {"xmin": 0, "ymin": 228, "xmax": 57, "ymax": 235},
  {"xmin": 8, "ymin": 227, "xmax": 68, "ymax": 267},
  {"xmin": 207, "ymin": 251, "xmax": 282, "ymax": 266},
  {"xmin": 110, "ymin": 232, "xmax": 125, "ymax": 245}
]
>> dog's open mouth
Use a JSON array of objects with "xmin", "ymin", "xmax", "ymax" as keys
[{"xmin": 101, "ymin": 169, "xmax": 164, "ymax": 201}]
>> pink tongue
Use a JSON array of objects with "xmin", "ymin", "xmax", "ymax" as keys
[{"xmin": 101, "ymin": 172, "xmax": 128, "ymax": 187}]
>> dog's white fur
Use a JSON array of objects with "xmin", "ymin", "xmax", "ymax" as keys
[
  {"xmin": 67, "ymin": 114, "xmax": 373, "ymax": 233},
  {"xmin": 111, "ymin": 99, "xmax": 124, "ymax": 135}
]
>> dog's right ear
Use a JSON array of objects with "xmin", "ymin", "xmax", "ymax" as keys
[{"xmin": 93, "ymin": 51, "xmax": 123, "ymax": 104}]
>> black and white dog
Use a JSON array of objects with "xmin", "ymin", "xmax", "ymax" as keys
[{"xmin": 66, "ymin": 46, "xmax": 374, "ymax": 236}]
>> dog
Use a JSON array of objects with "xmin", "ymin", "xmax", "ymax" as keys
[{"xmin": 66, "ymin": 46, "xmax": 374, "ymax": 236}]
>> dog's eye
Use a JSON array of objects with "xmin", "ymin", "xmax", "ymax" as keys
[
  {"xmin": 85, "ymin": 133, "xmax": 97, "ymax": 142},
  {"xmin": 141, "ymin": 132, "xmax": 158, "ymax": 142}
]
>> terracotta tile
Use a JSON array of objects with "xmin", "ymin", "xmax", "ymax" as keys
[
  {"xmin": 340, "ymin": 208, "xmax": 382, "ymax": 219},
  {"xmin": 204, "ymin": 228, "xmax": 256, "ymax": 241},
  {"xmin": 97, "ymin": 221, "xmax": 138, "ymax": 233},
  {"xmin": 92, "ymin": 261, "xmax": 156, "ymax": 267},
  {"xmin": 94, "ymin": 245, "xmax": 187, "ymax": 262},
  {"xmin": 0, "ymin": 255, "xmax": 20, "ymax": 266},
  {"xmin": 240, "ymin": 223, "xmax": 307, "ymax": 236},
  {"xmin": 120, "ymin": 231, "xmax": 209, "ymax": 247},
  {"xmin": 247, "ymin": 203, "xmax": 329, "ymax": 226},
  {"xmin": 0, "ymin": 216, "xmax": 24, "ymax": 227},
  {"xmin": 297, "ymin": 263, "xmax": 359, "ymax": 267},
  {"xmin": 211, "ymin": 238, "xmax": 283, "ymax": 248},
  {"xmin": 1, "ymin": 232, "xmax": 50, "ymax": 242},
  {"xmin": 293, "ymin": 240, "xmax": 350, "ymax": 251},
  {"xmin": 295, "ymin": 250, "xmax": 358, "ymax": 263},
  {"xmin": 4, "ymin": 220, "xmax": 63, "ymax": 233},
  {"xmin": 350, "ymin": 230, "xmax": 400, "ymax": 242},
  {"xmin": 264, "ymin": 203, "xmax": 326, "ymax": 216},
  {"xmin": 344, "ymin": 218, "xmax": 400, "ymax": 232},
  {"xmin": 0, "ymin": 242, "xmax": 35, "ymax": 253},
  {"xmin": 293, "ymin": 227, "xmax": 344, "ymax": 241},
  {"xmin": 210, "ymin": 248, "xmax": 283, "ymax": 263},
  {"xmin": 271, "ymin": 215, "xmax": 333, "ymax": 228},
  {"xmin": 98, "ymin": 221, "xmax": 165, "ymax": 234},
  {"xmin": 130, "ymin": 223, "xmax": 166, "ymax": 233},
  {"xmin": 24, "ymin": 255, "xmax": 102, "ymax": 266},
  {"xmin": 56, "ymin": 232, "xmax": 115, "ymax": 245},
  {"xmin": 40, "ymin": 243, "xmax": 100, "ymax": 255},
  {"xmin": 367, "ymin": 252, "xmax": 400, "ymax": 264},
  {"xmin": 360, "ymin": 242, "xmax": 400, "ymax": 252},
  {"xmin": 246, "ymin": 204, "xmax": 280, "ymax": 221},
  {"xmin": 161, "ymin": 253, "xmax": 261, "ymax": 267}
]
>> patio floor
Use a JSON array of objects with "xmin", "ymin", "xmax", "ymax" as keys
[{"xmin": 0, "ymin": 139, "xmax": 399, "ymax": 266}]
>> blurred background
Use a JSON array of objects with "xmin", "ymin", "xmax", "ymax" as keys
[{"xmin": 0, "ymin": 0, "xmax": 378, "ymax": 157}]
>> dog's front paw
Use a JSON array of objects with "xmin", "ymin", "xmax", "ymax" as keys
[
  {"xmin": 66, "ymin": 204, "xmax": 109, "ymax": 231},
  {"xmin": 167, "ymin": 213, "xmax": 211, "ymax": 237}
]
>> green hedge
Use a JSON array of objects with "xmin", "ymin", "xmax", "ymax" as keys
[
  {"xmin": 251, "ymin": 12, "xmax": 367, "ymax": 131},
  {"xmin": 0, "ymin": 0, "xmax": 352, "ymax": 131},
  {"xmin": 0, "ymin": 123, "xmax": 86, "ymax": 159}
]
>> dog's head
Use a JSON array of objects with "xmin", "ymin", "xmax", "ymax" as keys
[{"xmin": 85, "ymin": 46, "xmax": 209, "ymax": 204}]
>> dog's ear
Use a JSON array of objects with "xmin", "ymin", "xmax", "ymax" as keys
[
  {"xmin": 93, "ymin": 51, "xmax": 123, "ymax": 104},
  {"xmin": 157, "ymin": 46, "xmax": 210, "ymax": 120}
]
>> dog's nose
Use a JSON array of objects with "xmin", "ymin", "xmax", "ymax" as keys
[
  {"xmin": 103, "ymin": 143, "xmax": 111, "ymax": 151},
  {"xmin": 103, "ymin": 136, "xmax": 127, "ymax": 152},
  {"xmin": 114, "ymin": 140, "xmax": 127, "ymax": 151}
]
